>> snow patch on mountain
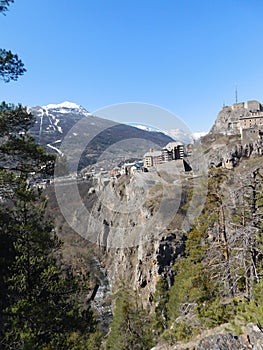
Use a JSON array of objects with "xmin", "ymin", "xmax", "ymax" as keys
[
  {"xmin": 44, "ymin": 101, "xmax": 82, "ymax": 110},
  {"xmin": 127, "ymin": 123, "xmax": 192, "ymax": 143},
  {"xmin": 127, "ymin": 123, "xmax": 207, "ymax": 143},
  {"xmin": 40, "ymin": 101, "xmax": 92, "ymax": 117},
  {"xmin": 127, "ymin": 122, "xmax": 161, "ymax": 132},
  {"xmin": 47, "ymin": 143, "xmax": 63, "ymax": 155},
  {"xmin": 53, "ymin": 118, "xmax": 62, "ymax": 133},
  {"xmin": 28, "ymin": 102, "xmax": 94, "ymax": 156},
  {"xmin": 191, "ymin": 131, "xmax": 208, "ymax": 140},
  {"xmin": 165, "ymin": 129, "xmax": 193, "ymax": 143}
]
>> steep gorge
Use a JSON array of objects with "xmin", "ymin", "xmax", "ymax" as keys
[{"xmin": 46, "ymin": 134, "xmax": 263, "ymax": 349}]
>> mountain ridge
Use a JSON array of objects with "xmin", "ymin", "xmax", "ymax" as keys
[{"xmin": 28, "ymin": 101, "xmax": 174, "ymax": 170}]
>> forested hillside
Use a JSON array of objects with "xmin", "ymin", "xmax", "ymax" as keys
[{"xmin": 98, "ymin": 161, "xmax": 263, "ymax": 349}]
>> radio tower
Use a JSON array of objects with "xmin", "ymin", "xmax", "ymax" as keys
[{"xmin": 235, "ymin": 83, "xmax": 238, "ymax": 103}]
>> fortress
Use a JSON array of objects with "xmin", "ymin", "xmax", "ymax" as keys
[
  {"xmin": 211, "ymin": 100, "xmax": 263, "ymax": 141},
  {"xmin": 207, "ymin": 100, "xmax": 263, "ymax": 169}
]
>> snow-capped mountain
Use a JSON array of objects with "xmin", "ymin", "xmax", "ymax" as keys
[
  {"xmin": 28, "ymin": 102, "xmax": 173, "ymax": 170},
  {"xmin": 166, "ymin": 129, "xmax": 208, "ymax": 143},
  {"xmin": 191, "ymin": 131, "xmax": 208, "ymax": 140},
  {"xmin": 164, "ymin": 129, "xmax": 193, "ymax": 144},
  {"xmin": 41, "ymin": 101, "xmax": 91, "ymax": 116},
  {"xmin": 126, "ymin": 122, "xmax": 161, "ymax": 133},
  {"xmin": 28, "ymin": 101, "xmax": 92, "ymax": 154},
  {"xmin": 126, "ymin": 124, "xmax": 207, "ymax": 144}
]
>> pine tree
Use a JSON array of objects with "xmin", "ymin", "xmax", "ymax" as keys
[
  {"xmin": 0, "ymin": 175, "xmax": 96, "ymax": 349},
  {"xmin": 0, "ymin": 1, "xmax": 14, "ymax": 14},
  {"xmin": 0, "ymin": 107, "xmax": 99, "ymax": 349},
  {"xmin": 0, "ymin": 49, "xmax": 26, "ymax": 83},
  {"xmin": 165, "ymin": 168, "xmax": 236, "ymax": 340},
  {"xmin": 106, "ymin": 288, "xmax": 154, "ymax": 350},
  {"xmin": 0, "ymin": 4, "xmax": 99, "ymax": 348},
  {"xmin": 0, "ymin": 106, "xmax": 98, "ymax": 348},
  {"xmin": 152, "ymin": 278, "xmax": 169, "ymax": 336},
  {"xmin": 0, "ymin": 1, "xmax": 26, "ymax": 83},
  {"xmin": 0, "ymin": 102, "xmax": 54, "ymax": 175}
]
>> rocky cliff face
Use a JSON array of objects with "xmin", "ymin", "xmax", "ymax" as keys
[
  {"xmin": 47, "ymin": 166, "xmax": 193, "ymax": 336},
  {"xmin": 151, "ymin": 323, "xmax": 263, "ymax": 350},
  {"xmin": 210, "ymin": 105, "xmax": 242, "ymax": 135},
  {"xmin": 200, "ymin": 131, "xmax": 263, "ymax": 169},
  {"xmin": 68, "ymin": 167, "xmax": 192, "ymax": 307}
]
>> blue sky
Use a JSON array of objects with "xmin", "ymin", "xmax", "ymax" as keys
[{"xmin": 1, "ymin": 0, "xmax": 263, "ymax": 132}]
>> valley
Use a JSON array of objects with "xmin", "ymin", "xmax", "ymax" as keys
[{"xmin": 40, "ymin": 100, "xmax": 263, "ymax": 349}]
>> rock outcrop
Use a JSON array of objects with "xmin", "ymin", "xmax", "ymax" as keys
[
  {"xmin": 151, "ymin": 323, "xmax": 263, "ymax": 350},
  {"xmin": 196, "ymin": 323, "xmax": 263, "ymax": 350},
  {"xmin": 196, "ymin": 333, "xmax": 254, "ymax": 350}
]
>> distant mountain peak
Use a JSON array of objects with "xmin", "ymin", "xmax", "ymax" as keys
[
  {"xmin": 191, "ymin": 131, "xmax": 208, "ymax": 140},
  {"xmin": 126, "ymin": 124, "xmax": 208, "ymax": 143},
  {"xmin": 44, "ymin": 101, "xmax": 84, "ymax": 110},
  {"xmin": 126, "ymin": 122, "xmax": 161, "ymax": 132},
  {"xmin": 34, "ymin": 101, "xmax": 92, "ymax": 117}
]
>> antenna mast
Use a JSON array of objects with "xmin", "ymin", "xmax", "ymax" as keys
[{"xmin": 235, "ymin": 83, "xmax": 238, "ymax": 103}]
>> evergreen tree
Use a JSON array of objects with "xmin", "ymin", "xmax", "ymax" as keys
[
  {"xmin": 0, "ymin": 175, "xmax": 96, "ymax": 349},
  {"xmin": 0, "ymin": 3, "xmax": 100, "ymax": 348},
  {"xmin": 152, "ymin": 278, "xmax": 169, "ymax": 336},
  {"xmin": 0, "ymin": 49, "xmax": 26, "ymax": 83},
  {"xmin": 0, "ymin": 0, "xmax": 14, "ymax": 14},
  {"xmin": 0, "ymin": 102, "xmax": 54, "ymax": 175},
  {"xmin": 0, "ymin": 106, "xmax": 99, "ymax": 348},
  {"xmin": 165, "ymin": 168, "xmax": 236, "ymax": 341},
  {"xmin": 106, "ymin": 288, "xmax": 154, "ymax": 350},
  {"xmin": 230, "ymin": 169, "xmax": 263, "ymax": 300},
  {"xmin": 164, "ymin": 166, "xmax": 263, "ymax": 342},
  {"xmin": 0, "ymin": 1, "xmax": 26, "ymax": 83}
]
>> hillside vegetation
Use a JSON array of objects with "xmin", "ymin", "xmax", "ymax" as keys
[
  {"xmin": 101, "ymin": 160, "xmax": 263, "ymax": 349},
  {"xmin": 44, "ymin": 156, "xmax": 263, "ymax": 349}
]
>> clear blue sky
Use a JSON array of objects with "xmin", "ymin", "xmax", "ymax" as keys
[{"xmin": 1, "ymin": 0, "xmax": 263, "ymax": 132}]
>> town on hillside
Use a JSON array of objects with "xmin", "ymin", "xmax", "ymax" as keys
[{"xmin": 81, "ymin": 141, "xmax": 193, "ymax": 189}]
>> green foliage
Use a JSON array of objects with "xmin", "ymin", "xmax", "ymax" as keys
[
  {"xmin": 85, "ymin": 330, "xmax": 104, "ymax": 350},
  {"xmin": 106, "ymin": 288, "xmax": 154, "ymax": 350},
  {"xmin": 0, "ymin": 102, "xmax": 98, "ymax": 348},
  {"xmin": 167, "ymin": 258, "xmax": 216, "ymax": 323},
  {"xmin": 161, "ymin": 167, "xmax": 263, "ymax": 345},
  {"xmin": 152, "ymin": 278, "xmax": 169, "ymax": 335},
  {"xmin": 236, "ymin": 279, "xmax": 263, "ymax": 326},
  {"xmin": 164, "ymin": 168, "xmax": 239, "ymax": 342},
  {"xmin": 0, "ymin": 0, "xmax": 14, "ymax": 15},
  {"xmin": 167, "ymin": 185, "xmax": 217, "ymax": 322},
  {"xmin": 0, "ymin": 102, "xmax": 55, "ymax": 174},
  {"xmin": 196, "ymin": 298, "xmax": 234, "ymax": 327},
  {"xmin": 1, "ymin": 2, "xmax": 26, "ymax": 83},
  {"xmin": 0, "ymin": 175, "xmax": 97, "ymax": 349},
  {"xmin": 0, "ymin": 49, "xmax": 26, "ymax": 82},
  {"xmin": 161, "ymin": 320, "xmax": 196, "ymax": 344},
  {"xmin": 0, "ymin": 5, "xmax": 100, "ymax": 348}
]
